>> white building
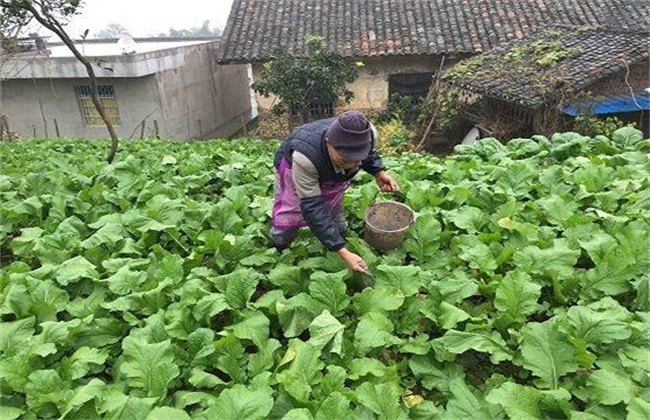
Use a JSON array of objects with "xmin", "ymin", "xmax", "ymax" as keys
[{"xmin": 1, "ymin": 37, "xmax": 253, "ymax": 140}]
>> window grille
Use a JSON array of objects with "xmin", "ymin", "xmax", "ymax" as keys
[
  {"xmin": 308, "ymin": 102, "xmax": 334, "ymax": 120},
  {"xmin": 290, "ymin": 102, "xmax": 334, "ymax": 121},
  {"xmin": 74, "ymin": 85, "xmax": 121, "ymax": 126}
]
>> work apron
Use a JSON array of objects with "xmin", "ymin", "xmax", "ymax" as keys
[{"xmin": 271, "ymin": 157, "xmax": 351, "ymax": 231}]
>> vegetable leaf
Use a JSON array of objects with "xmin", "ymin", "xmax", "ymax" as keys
[
  {"xmin": 355, "ymin": 382, "xmax": 407, "ymax": 420},
  {"xmin": 276, "ymin": 340, "xmax": 324, "ymax": 403},
  {"xmin": 494, "ymin": 271, "xmax": 541, "ymax": 327},
  {"xmin": 586, "ymin": 369, "xmax": 640, "ymax": 405},
  {"xmin": 486, "ymin": 381, "xmax": 572, "ymax": 420},
  {"xmin": 375, "ymin": 265, "xmax": 423, "ymax": 297},
  {"xmin": 434, "ymin": 329, "xmax": 511, "ymax": 363},
  {"xmin": 308, "ymin": 310, "xmax": 345, "ymax": 354},
  {"xmin": 520, "ymin": 321, "xmax": 578, "ymax": 389},
  {"xmin": 309, "ymin": 270, "xmax": 350, "ymax": 316},
  {"xmin": 120, "ymin": 336, "xmax": 180, "ymax": 399}
]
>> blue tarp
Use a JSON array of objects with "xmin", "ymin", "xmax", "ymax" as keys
[{"xmin": 564, "ymin": 91, "xmax": 650, "ymax": 116}]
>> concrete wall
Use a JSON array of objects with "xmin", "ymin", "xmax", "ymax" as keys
[
  {"xmin": 252, "ymin": 55, "xmax": 457, "ymax": 113},
  {"xmin": 210, "ymin": 63, "xmax": 255, "ymax": 138},
  {"xmin": 0, "ymin": 76, "xmax": 160, "ymax": 139},
  {"xmin": 0, "ymin": 41, "xmax": 252, "ymax": 140},
  {"xmin": 155, "ymin": 42, "xmax": 252, "ymax": 140}
]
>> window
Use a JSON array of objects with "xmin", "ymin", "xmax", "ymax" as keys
[
  {"xmin": 74, "ymin": 85, "xmax": 121, "ymax": 126},
  {"xmin": 388, "ymin": 73, "xmax": 434, "ymax": 101},
  {"xmin": 306, "ymin": 102, "xmax": 334, "ymax": 120}
]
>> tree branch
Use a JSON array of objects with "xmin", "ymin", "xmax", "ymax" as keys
[{"xmin": 23, "ymin": 1, "xmax": 120, "ymax": 163}]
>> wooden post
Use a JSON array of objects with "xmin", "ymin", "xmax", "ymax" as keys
[
  {"xmin": 3, "ymin": 116, "xmax": 10, "ymax": 141},
  {"xmin": 140, "ymin": 121, "xmax": 145, "ymax": 140},
  {"xmin": 186, "ymin": 105, "xmax": 191, "ymax": 138},
  {"xmin": 153, "ymin": 120, "xmax": 160, "ymax": 139},
  {"xmin": 32, "ymin": 125, "xmax": 37, "ymax": 138},
  {"xmin": 240, "ymin": 115, "xmax": 248, "ymax": 138},
  {"xmin": 197, "ymin": 119, "xmax": 203, "ymax": 138},
  {"xmin": 54, "ymin": 118, "xmax": 60, "ymax": 137},
  {"xmin": 39, "ymin": 99, "xmax": 48, "ymax": 138},
  {"xmin": 0, "ymin": 115, "xmax": 6, "ymax": 141}
]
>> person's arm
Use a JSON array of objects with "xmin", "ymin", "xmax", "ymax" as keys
[
  {"xmin": 360, "ymin": 149, "xmax": 385, "ymax": 175},
  {"xmin": 360, "ymin": 124, "xmax": 384, "ymax": 175},
  {"xmin": 293, "ymin": 153, "xmax": 370, "ymax": 272},
  {"xmin": 292, "ymin": 153, "xmax": 346, "ymax": 252},
  {"xmin": 359, "ymin": 126, "xmax": 399, "ymax": 191}
]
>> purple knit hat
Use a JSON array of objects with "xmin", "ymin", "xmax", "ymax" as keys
[{"xmin": 325, "ymin": 110, "xmax": 372, "ymax": 161}]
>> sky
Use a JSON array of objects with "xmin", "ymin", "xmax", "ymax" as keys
[{"xmin": 61, "ymin": 0, "xmax": 235, "ymax": 38}]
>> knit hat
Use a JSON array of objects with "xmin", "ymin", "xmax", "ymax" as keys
[{"xmin": 325, "ymin": 110, "xmax": 372, "ymax": 161}]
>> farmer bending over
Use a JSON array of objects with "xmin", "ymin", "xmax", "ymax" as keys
[{"xmin": 270, "ymin": 110, "xmax": 399, "ymax": 273}]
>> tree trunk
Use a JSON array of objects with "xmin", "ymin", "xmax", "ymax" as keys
[{"xmin": 26, "ymin": 4, "xmax": 120, "ymax": 163}]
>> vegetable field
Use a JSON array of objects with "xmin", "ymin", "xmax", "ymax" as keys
[{"xmin": 1, "ymin": 128, "xmax": 649, "ymax": 419}]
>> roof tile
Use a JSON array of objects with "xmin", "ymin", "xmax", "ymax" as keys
[
  {"xmin": 442, "ymin": 25, "xmax": 650, "ymax": 108},
  {"xmin": 219, "ymin": 0, "xmax": 649, "ymax": 63}
]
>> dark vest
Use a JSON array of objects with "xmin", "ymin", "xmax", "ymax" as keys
[{"xmin": 275, "ymin": 118, "xmax": 360, "ymax": 183}]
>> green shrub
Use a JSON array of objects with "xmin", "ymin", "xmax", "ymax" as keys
[
  {"xmin": 252, "ymin": 36, "xmax": 359, "ymax": 123},
  {"xmin": 572, "ymin": 115, "xmax": 636, "ymax": 138},
  {"xmin": 374, "ymin": 119, "xmax": 416, "ymax": 155},
  {"xmin": 373, "ymin": 93, "xmax": 429, "ymax": 127}
]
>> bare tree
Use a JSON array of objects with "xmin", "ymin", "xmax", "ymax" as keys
[{"xmin": 0, "ymin": 0, "xmax": 120, "ymax": 163}]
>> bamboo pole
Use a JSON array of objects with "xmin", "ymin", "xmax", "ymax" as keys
[{"xmin": 416, "ymin": 56, "xmax": 447, "ymax": 151}]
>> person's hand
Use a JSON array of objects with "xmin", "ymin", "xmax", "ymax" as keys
[
  {"xmin": 375, "ymin": 171, "xmax": 399, "ymax": 192},
  {"xmin": 337, "ymin": 248, "xmax": 370, "ymax": 273}
]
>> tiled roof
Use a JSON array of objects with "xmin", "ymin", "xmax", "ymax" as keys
[
  {"xmin": 442, "ymin": 25, "xmax": 650, "ymax": 108},
  {"xmin": 218, "ymin": 0, "xmax": 649, "ymax": 63}
]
